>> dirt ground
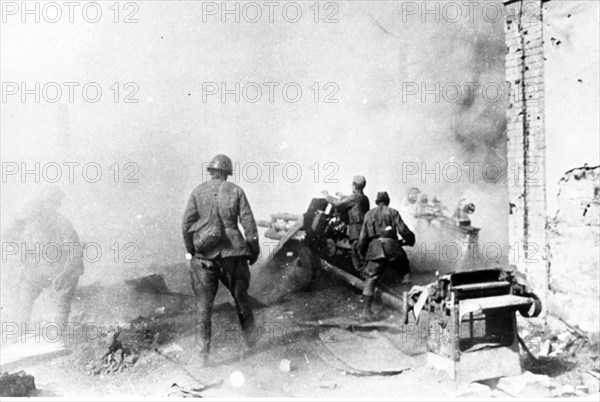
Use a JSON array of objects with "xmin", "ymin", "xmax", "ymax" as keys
[{"xmin": 3, "ymin": 264, "xmax": 600, "ymax": 399}]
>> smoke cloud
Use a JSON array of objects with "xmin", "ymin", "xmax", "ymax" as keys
[{"xmin": 1, "ymin": 1, "xmax": 509, "ymax": 306}]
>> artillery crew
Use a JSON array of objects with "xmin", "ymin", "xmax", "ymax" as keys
[
  {"xmin": 322, "ymin": 175, "xmax": 370, "ymax": 270},
  {"xmin": 182, "ymin": 154, "xmax": 260, "ymax": 364},
  {"xmin": 357, "ymin": 191, "xmax": 415, "ymax": 321}
]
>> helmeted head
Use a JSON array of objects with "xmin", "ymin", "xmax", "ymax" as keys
[
  {"xmin": 207, "ymin": 154, "xmax": 233, "ymax": 176},
  {"xmin": 352, "ymin": 175, "xmax": 366, "ymax": 191},
  {"xmin": 375, "ymin": 191, "xmax": 390, "ymax": 206}
]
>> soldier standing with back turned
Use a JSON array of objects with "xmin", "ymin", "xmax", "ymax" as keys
[
  {"xmin": 322, "ymin": 175, "xmax": 370, "ymax": 270},
  {"xmin": 357, "ymin": 191, "xmax": 415, "ymax": 320},
  {"xmin": 182, "ymin": 154, "xmax": 260, "ymax": 365}
]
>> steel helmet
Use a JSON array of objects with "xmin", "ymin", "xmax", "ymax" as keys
[{"xmin": 207, "ymin": 154, "xmax": 233, "ymax": 175}]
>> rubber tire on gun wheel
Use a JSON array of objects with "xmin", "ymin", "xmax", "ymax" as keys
[
  {"xmin": 298, "ymin": 246, "xmax": 319, "ymax": 290},
  {"xmin": 519, "ymin": 295, "xmax": 542, "ymax": 317}
]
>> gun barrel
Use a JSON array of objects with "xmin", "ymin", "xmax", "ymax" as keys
[{"xmin": 270, "ymin": 212, "xmax": 300, "ymax": 221}]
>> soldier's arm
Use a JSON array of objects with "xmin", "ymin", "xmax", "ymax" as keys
[
  {"xmin": 182, "ymin": 194, "xmax": 199, "ymax": 255},
  {"xmin": 325, "ymin": 193, "xmax": 356, "ymax": 210},
  {"xmin": 238, "ymin": 189, "xmax": 259, "ymax": 255},
  {"xmin": 394, "ymin": 210, "xmax": 416, "ymax": 247}
]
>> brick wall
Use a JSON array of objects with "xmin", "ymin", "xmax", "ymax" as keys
[
  {"xmin": 504, "ymin": 0, "xmax": 600, "ymax": 334},
  {"xmin": 504, "ymin": 0, "xmax": 549, "ymax": 306}
]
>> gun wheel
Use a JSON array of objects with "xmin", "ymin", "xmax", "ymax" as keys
[
  {"xmin": 519, "ymin": 295, "xmax": 542, "ymax": 317},
  {"xmin": 297, "ymin": 246, "xmax": 319, "ymax": 289}
]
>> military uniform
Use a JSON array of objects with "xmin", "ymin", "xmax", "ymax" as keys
[
  {"xmin": 357, "ymin": 194, "xmax": 415, "ymax": 299},
  {"xmin": 13, "ymin": 199, "xmax": 84, "ymax": 327},
  {"xmin": 325, "ymin": 190, "xmax": 370, "ymax": 241},
  {"xmin": 325, "ymin": 176, "xmax": 370, "ymax": 270},
  {"xmin": 182, "ymin": 158, "xmax": 259, "ymax": 357}
]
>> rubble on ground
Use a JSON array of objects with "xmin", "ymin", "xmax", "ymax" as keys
[
  {"xmin": 449, "ymin": 381, "xmax": 492, "ymax": 398},
  {"xmin": 0, "ymin": 371, "xmax": 36, "ymax": 397},
  {"xmin": 86, "ymin": 329, "xmax": 139, "ymax": 375},
  {"xmin": 519, "ymin": 317, "xmax": 600, "ymax": 396},
  {"xmin": 496, "ymin": 371, "xmax": 552, "ymax": 398},
  {"xmin": 318, "ymin": 380, "xmax": 338, "ymax": 389},
  {"xmin": 168, "ymin": 380, "xmax": 223, "ymax": 398}
]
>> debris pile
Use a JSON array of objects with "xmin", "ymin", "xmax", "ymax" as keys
[
  {"xmin": 496, "ymin": 371, "xmax": 552, "ymax": 398},
  {"xmin": 522, "ymin": 321, "xmax": 600, "ymax": 396},
  {"xmin": 536, "ymin": 329, "xmax": 592, "ymax": 359},
  {"xmin": 87, "ymin": 330, "xmax": 139, "ymax": 375},
  {"xmin": 168, "ymin": 380, "xmax": 223, "ymax": 398},
  {"xmin": 0, "ymin": 371, "xmax": 36, "ymax": 397}
]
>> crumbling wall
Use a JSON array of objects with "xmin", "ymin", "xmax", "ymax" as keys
[
  {"xmin": 547, "ymin": 167, "xmax": 599, "ymax": 334},
  {"xmin": 543, "ymin": 0, "xmax": 600, "ymax": 214},
  {"xmin": 504, "ymin": 0, "xmax": 548, "ymax": 305},
  {"xmin": 504, "ymin": 0, "xmax": 600, "ymax": 334},
  {"xmin": 543, "ymin": 0, "xmax": 600, "ymax": 334}
]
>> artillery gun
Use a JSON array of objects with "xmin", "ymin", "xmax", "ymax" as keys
[
  {"xmin": 257, "ymin": 198, "xmax": 360, "ymax": 277},
  {"xmin": 259, "ymin": 194, "xmax": 543, "ymax": 383},
  {"xmin": 256, "ymin": 197, "xmax": 406, "ymax": 308}
]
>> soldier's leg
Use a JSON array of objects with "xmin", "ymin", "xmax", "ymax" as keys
[
  {"xmin": 219, "ymin": 257, "xmax": 258, "ymax": 348},
  {"xmin": 391, "ymin": 249, "xmax": 412, "ymax": 285},
  {"xmin": 350, "ymin": 240, "xmax": 363, "ymax": 274},
  {"xmin": 360, "ymin": 260, "xmax": 385, "ymax": 320},
  {"xmin": 53, "ymin": 272, "xmax": 80, "ymax": 327},
  {"xmin": 14, "ymin": 271, "xmax": 45, "ymax": 330},
  {"xmin": 189, "ymin": 258, "xmax": 219, "ymax": 358},
  {"xmin": 400, "ymin": 253, "xmax": 412, "ymax": 285}
]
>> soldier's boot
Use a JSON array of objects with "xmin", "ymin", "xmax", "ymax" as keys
[
  {"xmin": 196, "ymin": 323, "xmax": 212, "ymax": 367},
  {"xmin": 12, "ymin": 296, "xmax": 36, "ymax": 342},
  {"xmin": 359, "ymin": 295, "xmax": 375, "ymax": 322},
  {"xmin": 47, "ymin": 298, "xmax": 75, "ymax": 345},
  {"xmin": 238, "ymin": 313, "xmax": 258, "ymax": 360}
]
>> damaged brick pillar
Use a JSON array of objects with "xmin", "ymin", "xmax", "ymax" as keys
[{"xmin": 504, "ymin": 0, "xmax": 548, "ymax": 309}]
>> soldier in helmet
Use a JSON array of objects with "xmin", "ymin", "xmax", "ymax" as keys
[
  {"xmin": 357, "ymin": 191, "xmax": 415, "ymax": 320},
  {"xmin": 182, "ymin": 154, "xmax": 260, "ymax": 364},
  {"xmin": 321, "ymin": 175, "xmax": 370, "ymax": 270},
  {"xmin": 10, "ymin": 186, "xmax": 84, "ymax": 329}
]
